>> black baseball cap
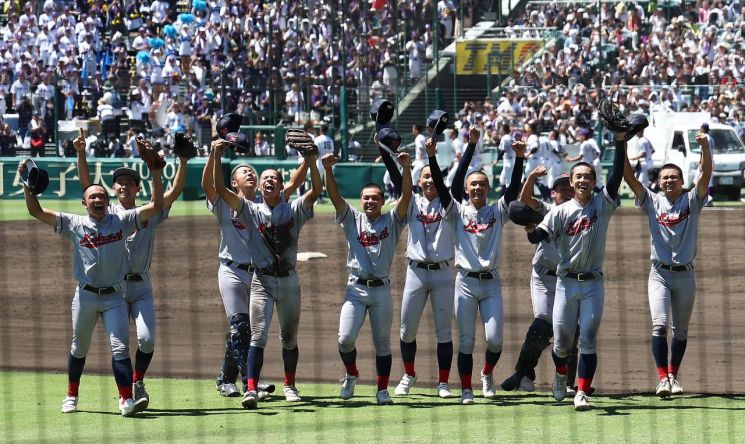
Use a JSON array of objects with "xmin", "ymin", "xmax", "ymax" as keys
[
  {"xmin": 216, "ymin": 113, "xmax": 243, "ymax": 136},
  {"xmin": 376, "ymin": 127, "xmax": 401, "ymax": 152},
  {"xmin": 427, "ymin": 110, "xmax": 450, "ymax": 136},
  {"xmin": 112, "ymin": 167, "xmax": 140, "ymax": 185},
  {"xmin": 370, "ymin": 98, "xmax": 394, "ymax": 127},
  {"xmin": 223, "ymin": 131, "xmax": 250, "ymax": 153},
  {"xmin": 552, "ymin": 173, "xmax": 570, "ymax": 190}
]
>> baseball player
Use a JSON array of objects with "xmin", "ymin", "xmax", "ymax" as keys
[
  {"xmin": 73, "ymin": 136, "xmax": 186, "ymax": 412},
  {"xmin": 527, "ymin": 127, "xmax": 627, "ymax": 411},
  {"xmin": 500, "ymin": 168, "xmax": 579, "ymax": 393},
  {"xmin": 211, "ymin": 142, "xmax": 322, "ymax": 410},
  {"xmin": 325, "ymin": 151, "xmax": 413, "ymax": 405},
  {"xmin": 524, "ymin": 120, "xmax": 548, "ymax": 199},
  {"xmin": 497, "ymin": 124, "xmax": 514, "ymax": 195},
  {"xmin": 411, "ymin": 124, "xmax": 428, "ymax": 182},
  {"xmin": 375, "ymin": 135, "xmax": 456, "ymax": 398},
  {"xmin": 431, "ymin": 129, "xmax": 527, "ymax": 405},
  {"xmin": 545, "ymin": 130, "xmax": 566, "ymax": 190},
  {"xmin": 623, "ymin": 131, "xmax": 711, "ymax": 398},
  {"xmin": 567, "ymin": 128, "xmax": 603, "ymax": 191},
  {"xmin": 20, "ymin": 153, "xmax": 163, "ymax": 417},
  {"xmin": 697, "ymin": 123, "xmax": 715, "ymax": 205},
  {"xmin": 202, "ymin": 140, "xmax": 308, "ymax": 401},
  {"xmin": 629, "ymin": 128, "xmax": 654, "ymax": 189}
]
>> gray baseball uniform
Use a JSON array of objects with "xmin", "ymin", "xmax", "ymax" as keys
[
  {"xmin": 636, "ymin": 187, "xmax": 705, "ymax": 341},
  {"xmin": 208, "ymin": 196, "xmax": 257, "ymax": 317},
  {"xmin": 531, "ymin": 201, "xmax": 560, "ymax": 321},
  {"xmin": 55, "ymin": 209, "xmax": 141, "ymax": 360},
  {"xmin": 110, "ymin": 203, "xmax": 169, "ymax": 354},
  {"xmin": 238, "ymin": 194, "xmax": 313, "ymax": 350},
  {"xmin": 400, "ymin": 194, "xmax": 454, "ymax": 345},
  {"xmin": 579, "ymin": 139, "xmax": 603, "ymax": 187},
  {"xmin": 337, "ymin": 204, "xmax": 407, "ymax": 356},
  {"xmin": 443, "ymin": 197, "xmax": 510, "ymax": 355},
  {"xmin": 538, "ymin": 188, "xmax": 619, "ymax": 357}
]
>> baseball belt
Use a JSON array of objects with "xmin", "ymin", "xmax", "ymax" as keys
[
  {"xmin": 352, "ymin": 276, "xmax": 388, "ymax": 288},
  {"xmin": 258, "ymin": 268, "xmax": 291, "ymax": 278},
  {"xmin": 409, "ymin": 260, "xmax": 449, "ymax": 271},
  {"xmin": 226, "ymin": 260, "xmax": 256, "ymax": 272},
  {"xmin": 464, "ymin": 270, "xmax": 497, "ymax": 280},
  {"xmin": 125, "ymin": 273, "xmax": 144, "ymax": 281},
  {"xmin": 545, "ymin": 269, "xmax": 557, "ymax": 277},
  {"xmin": 82, "ymin": 284, "xmax": 118, "ymax": 295},
  {"xmin": 563, "ymin": 272, "xmax": 602, "ymax": 282},
  {"xmin": 657, "ymin": 263, "xmax": 692, "ymax": 272}
]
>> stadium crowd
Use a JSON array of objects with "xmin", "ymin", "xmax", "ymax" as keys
[{"xmin": 0, "ymin": 0, "xmax": 743, "ymax": 158}]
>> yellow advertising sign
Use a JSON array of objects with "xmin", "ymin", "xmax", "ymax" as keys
[{"xmin": 456, "ymin": 39, "xmax": 544, "ymax": 75}]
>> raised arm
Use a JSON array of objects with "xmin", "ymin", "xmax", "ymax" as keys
[
  {"xmin": 19, "ymin": 162, "xmax": 56, "ymax": 227},
  {"xmin": 284, "ymin": 157, "xmax": 309, "ymax": 200},
  {"xmin": 73, "ymin": 136, "xmax": 92, "ymax": 189},
  {"xmin": 503, "ymin": 141, "xmax": 526, "ymax": 204},
  {"xmin": 377, "ymin": 142, "xmax": 402, "ymax": 194},
  {"xmin": 302, "ymin": 153, "xmax": 322, "ymax": 208},
  {"xmin": 164, "ymin": 156, "xmax": 189, "ymax": 209},
  {"xmin": 451, "ymin": 127, "xmax": 480, "ymax": 203},
  {"xmin": 138, "ymin": 168, "xmax": 164, "ymax": 223},
  {"xmin": 520, "ymin": 165, "xmax": 547, "ymax": 210},
  {"xmin": 622, "ymin": 137, "xmax": 645, "ymax": 200},
  {"xmin": 695, "ymin": 131, "xmax": 712, "ymax": 198},
  {"xmin": 426, "ymin": 137, "xmax": 451, "ymax": 208},
  {"xmin": 394, "ymin": 152, "xmax": 413, "ymax": 219},
  {"xmin": 322, "ymin": 154, "xmax": 347, "ymax": 216},
  {"xmin": 201, "ymin": 143, "xmax": 218, "ymax": 204},
  {"xmin": 212, "ymin": 140, "xmax": 243, "ymax": 211},
  {"xmin": 606, "ymin": 134, "xmax": 627, "ymax": 200}
]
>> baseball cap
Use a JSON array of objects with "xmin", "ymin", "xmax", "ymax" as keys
[
  {"xmin": 552, "ymin": 173, "xmax": 570, "ymax": 190},
  {"xmin": 507, "ymin": 200, "xmax": 544, "ymax": 226},
  {"xmin": 370, "ymin": 98, "xmax": 394, "ymax": 128},
  {"xmin": 222, "ymin": 131, "xmax": 250, "ymax": 153},
  {"xmin": 216, "ymin": 113, "xmax": 243, "ymax": 137},
  {"xmin": 113, "ymin": 167, "xmax": 140, "ymax": 185},
  {"xmin": 701, "ymin": 122, "xmax": 710, "ymax": 131},
  {"xmin": 376, "ymin": 127, "xmax": 401, "ymax": 153},
  {"xmin": 427, "ymin": 110, "xmax": 449, "ymax": 136}
]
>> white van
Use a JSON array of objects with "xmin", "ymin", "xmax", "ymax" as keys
[{"xmin": 627, "ymin": 111, "xmax": 745, "ymax": 200}]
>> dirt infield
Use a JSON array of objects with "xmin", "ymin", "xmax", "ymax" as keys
[{"xmin": 2, "ymin": 207, "xmax": 745, "ymax": 394}]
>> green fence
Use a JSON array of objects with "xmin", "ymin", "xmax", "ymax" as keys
[{"xmin": 0, "ymin": 157, "xmax": 394, "ymax": 200}]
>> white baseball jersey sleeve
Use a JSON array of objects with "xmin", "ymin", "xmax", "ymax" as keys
[
  {"xmin": 538, "ymin": 189, "xmax": 620, "ymax": 274},
  {"xmin": 636, "ymin": 187, "xmax": 705, "ymax": 266},
  {"xmin": 55, "ymin": 209, "xmax": 141, "ymax": 286},
  {"xmin": 337, "ymin": 203, "xmax": 407, "ymax": 279}
]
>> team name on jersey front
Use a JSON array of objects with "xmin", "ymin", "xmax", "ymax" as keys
[
  {"xmin": 565, "ymin": 212, "xmax": 597, "ymax": 236},
  {"xmin": 79, "ymin": 230, "xmax": 123, "ymax": 248},
  {"xmin": 463, "ymin": 216, "xmax": 497, "ymax": 234},
  {"xmin": 656, "ymin": 208, "xmax": 690, "ymax": 228},
  {"xmin": 358, "ymin": 227, "xmax": 389, "ymax": 247}
]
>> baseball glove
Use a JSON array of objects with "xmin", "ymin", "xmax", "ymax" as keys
[
  {"xmin": 173, "ymin": 132, "xmax": 198, "ymax": 159},
  {"xmin": 140, "ymin": 142, "xmax": 166, "ymax": 170},
  {"xmin": 597, "ymin": 98, "xmax": 630, "ymax": 133},
  {"xmin": 285, "ymin": 128, "xmax": 318, "ymax": 157}
]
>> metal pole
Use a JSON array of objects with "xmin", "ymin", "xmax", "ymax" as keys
[
  {"xmin": 453, "ymin": 50, "xmax": 457, "ymax": 116},
  {"xmin": 487, "ymin": 57, "xmax": 492, "ymax": 97},
  {"xmin": 433, "ymin": 6, "xmax": 441, "ymax": 110},
  {"xmin": 339, "ymin": 9, "xmax": 348, "ymax": 160}
]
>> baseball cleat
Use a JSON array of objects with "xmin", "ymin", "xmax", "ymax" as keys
[
  {"xmin": 519, "ymin": 376, "xmax": 536, "ymax": 392},
  {"xmin": 565, "ymin": 386, "xmax": 577, "ymax": 397},
  {"xmin": 500, "ymin": 372, "xmax": 521, "ymax": 392},
  {"xmin": 119, "ymin": 397, "xmax": 138, "ymax": 417},
  {"xmin": 669, "ymin": 376, "xmax": 683, "ymax": 395},
  {"xmin": 217, "ymin": 383, "xmax": 241, "ymax": 397},
  {"xmin": 552, "ymin": 372, "xmax": 568, "ymax": 401},
  {"xmin": 436, "ymin": 382, "xmax": 453, "ymax": 398},
  {"xmin": 242, "ymin": 390, "xmax": 259, "ymax": 409},
  {"xmin": 480, "ymin": 372, "xmax": 496, "ymax": 399},
  {"xmin": 257, "ymin": 382, "xmax": 276, "ymax": 394},
  {"xmin": 394, "ymin": 374, "xmax": 416, "ymax": 396},
  {"xmin": 573, "ymin": 391, "xmax": 591, "ymax": 411},
  {"xmin": 257, "ymin": 390, "xmax": 271, "ymax": 401},
  {"xmin": 61, "ymin": 396, "xmax": 78, "ymax": 413},
  {"xmin": 656, "ymin": 377, "xmax": 672, "ymax": 398},
  {"xmin": 460, "ymin": 389, "xmax": 475, "ymax": 405},
  {"xmin": 340, "ymin": 374, "xmax": 358, "ymax": 400},
  {"xmin": 376, "ymin": 389, "xmax": 394, "ymax": 405},
  {"xmin": 133, "ymin": 380, "xmax": 150, "ymax": 412},
  {"xmin": 283, "ymin": 385, "xmax": 302, "ymax": 402}
]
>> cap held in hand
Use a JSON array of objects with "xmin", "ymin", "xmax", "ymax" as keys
[
  {"xmin": 21, "ymin": 159, "xmax": 50, "ymax": 196},
  {"xmin": 427, "ymin": 110, "xmax": 450, "ymax": 136}
]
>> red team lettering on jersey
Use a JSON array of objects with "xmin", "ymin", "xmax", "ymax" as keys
[
  {"xmin": 463, "ymin": 216, "xmax": 496, "ymax": 234},
  {"xmin": 257, "ymin": 220, "xmax": 295, "ymax": 237},
  {"xmin": 358, "ymin": 227, "xmax": 389, "ymax": 247},
  {"xmin": 565, "ymin": 213, "xmax": 598, "ymax": 236},
  {"xmin": 416, "ymin": 213, "xmax": 442, "ymax": 225},
  {"xmin": 231, "ymin": 218, "xmax": 247, "ymax": 231},
  {"xmin": 79, "ymin": 230, "xmax": 124, "ymax": 248},
  {"xmin": 656, "ymin": 208, "xmax": 690, "ymax": 228}
]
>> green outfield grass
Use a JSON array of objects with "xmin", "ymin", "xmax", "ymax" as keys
[{"xmin": 1, "ymin": 371, "xmax": 743, "ymax": 443}]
